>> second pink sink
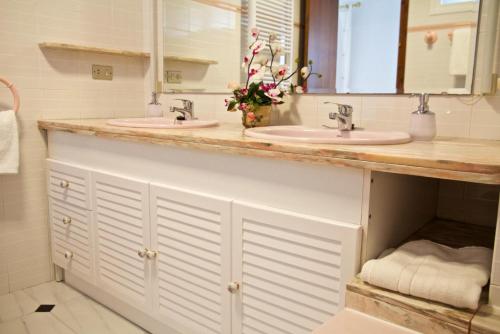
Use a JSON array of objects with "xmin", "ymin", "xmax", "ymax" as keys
[{"xmin": 244, "ymin": 126, "xmax": 411, "ymax": 145}]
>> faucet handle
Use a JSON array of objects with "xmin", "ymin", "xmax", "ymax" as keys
[
  {"xmin": 174, "ymin": 98, "xmax": 193, "ymax": 109},
  {"xmin": 324, "ymin": 102, "xmax": 353, "ymax": 116}
]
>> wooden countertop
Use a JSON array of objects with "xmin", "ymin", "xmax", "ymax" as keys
[{"xmin": 38, "ymin": 119, "xmax": 500, "ymax": 185}]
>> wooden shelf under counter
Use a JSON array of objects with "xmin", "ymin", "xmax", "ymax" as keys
[{"xmin": 348, "ymin": 218, "xmax": 495, "ymax": 334}]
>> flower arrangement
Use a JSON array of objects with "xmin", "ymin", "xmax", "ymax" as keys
[{"xmin": 226, "ymin": 27, "xmax": 322, "ymax": 128}]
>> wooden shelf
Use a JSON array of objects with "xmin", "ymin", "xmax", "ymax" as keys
[
  {"xmin": 38, "ymin": 43, "xmax": 218, "ymax": 65},
  {"xmin": 164, "ymin": 55, "xmax": 218, "ymax": 65},
  {"xmin": 38, "ymin": 42, "xmax": 150, "ymax": 58},
  {"xmin": 346, "ymin": 219, "xmax": 495, "ymax": 333}
]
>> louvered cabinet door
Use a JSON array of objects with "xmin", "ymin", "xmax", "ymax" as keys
[
  {"xmin": 149, "ymin": 184, "xmax": 232, "ymax": 334},
  {"xmin": 232, "ymin": 202, "xmax": 361, "ymax": 334},
  {"xmin": 92, "ymin": 171, "xmax": 152, "ymax": 311}
]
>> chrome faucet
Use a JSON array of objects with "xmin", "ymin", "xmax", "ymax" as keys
[
  {"xmin": 324, "ymin": 102, "xmax": 354, "ymax": 131},
  {"xmin": 170, "ymin": 99, "xmax": 195, "ymax": 120}
]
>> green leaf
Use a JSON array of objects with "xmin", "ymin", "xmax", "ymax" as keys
[{"xmin": 227, "ymin": 100, "xmax": 237, "ymax": 111}]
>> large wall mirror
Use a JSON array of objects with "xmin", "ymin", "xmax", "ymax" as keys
[{"xmin": 159, "ymin": 0, "xmax": 497, "ymax": 95}]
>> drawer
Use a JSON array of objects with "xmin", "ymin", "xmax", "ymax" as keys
[
  {"xmin": 47, "ymin": 159, "xmax": 91, "ymax": 209},
  {"xmin": 49, "ymin": 198, "xmax": 94, "ymax": 282}
]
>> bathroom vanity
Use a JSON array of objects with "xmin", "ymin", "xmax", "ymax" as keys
[{"xmin": 39, "ymin": 119, "xmax": 500, "ymax": 334}]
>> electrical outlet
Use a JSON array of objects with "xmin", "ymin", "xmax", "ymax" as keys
[
  {"xmin": 165, "ymin": 70, "xmax": 182, "ymax": 84},
  {"xmin": 92, "ymin": 64, "xmax": 113, "ymax": 80}
]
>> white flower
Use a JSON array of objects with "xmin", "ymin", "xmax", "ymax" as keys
[
  {"xmin": 250, "ymin": 68, "xmax": 265, "ymax": 83},
  {"xmin": 265, "ymin": 88, "xmax": 283, "ymax": 103},
  {"xmin": 269, "ymin": 42, "xmax": 283, "ymax": 55},
  {"xmin": 250, "ymin": 40, "xmax": 265, "ymax": 55},
  {"xmin": 227, "ymin": 81, "xmax": 241, "ymax": 90},
  {"xmin": 295, "ymin": 86, "xmax": 304, "ymax": 94},
  {"xmin": 257, "ymin": 55, "xmax": 269, "ymax": 66},
  {"xmin": 300, "ymin": 66, "xmax": 310, "ymax": 79},
  {"xmin": 269, "ymin": 32, "xmax": 279, "ymax": 42},
  {"xmin": 272, "ymin": 65, "xmax": 288, "ymax": 80},
  {"xmin": 250, "ymin": 27, "xmax": 260, "ymax": 37}
]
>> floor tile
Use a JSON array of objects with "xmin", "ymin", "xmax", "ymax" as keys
[
  {"xmin": 90, "ymin": 302, "xmax": 148, "ymax": 334},
  {"xmin": 53, "ymin": 295, "xmax": 112, "ymax": 334},
  {"xmin": 23, "ymin": 312, "xmax": 76, "ymax": 334},
  {"xmin": 24, "ymin": 281, "xmax": 82, "ymax": 305},
  {"xmin": 0, "ymin": 281, "xmax": 149, "ymax": 334},
  {"xmin": 12, "ymin": 290, "xmax": 39, "ymax": 315},
  {"xmin": 0, "ymin": 319, "xmax": 29, "ymax": 334}
]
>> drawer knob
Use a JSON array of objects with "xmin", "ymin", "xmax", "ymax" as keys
[
  {"xmin": 59, "ymin": 180, "xmax": 70, "ymax": 188},
  {"xmin": 62, "ymin": 216, "xmax": 72, "ymax": 225},
  {"xmin": 146, "ymin": 250, "xmax": 158, "ymax": 259},
  {"xmin": 64, "ymin": 251, "xmax": 73, "ymax": 259},
  {"xmin": 227, "ymin": 281, "xmax": 240, "ymax": 294},
  {"xmin": 137, "ymin": 248, "xmax": 147, "ymax": 258}
]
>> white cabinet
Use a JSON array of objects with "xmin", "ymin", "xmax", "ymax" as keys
[
  {"xmin": 47, "ymin": 160, "xmax": 94, "ymax": 283},
  {"xmin": 92, "ymin": 171, "xmax": 153, "ymax": 311},
  {"xmin": 231, "ymin": 202, "xmax": 361, "ymax": 334},
  {"xmin": 47, "ymin": 159, "xmax": 91, "ymax": 210},
  {"xmin": 150, "ymin": 184, "xmax": 232, "ymax": 334},
  {"xmin": 47, "ymin": 157, "xmax": 362, "ymax": 334},
  {"xmin": 49, "ymin": 198, "xmax": 94, "ymax": 283}
]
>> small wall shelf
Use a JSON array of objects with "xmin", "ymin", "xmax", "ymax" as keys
[
  {"xmin": 38, "ymin": 42, "xmax": 150, "ymax": 58},
  {"xmin": 164, "ymin": 55, "xmax": 218, "ymax": 65}
]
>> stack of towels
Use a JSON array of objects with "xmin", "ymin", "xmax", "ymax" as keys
[
  {"xmin": 0, "ymin": 110, "xmax": 19, "ymax": 174},
  {"xmin": 360, "ymin": 240, "xmax": 493, "ymax": 309}
]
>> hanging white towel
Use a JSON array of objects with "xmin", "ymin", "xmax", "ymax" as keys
[
  {"xmin": 0, "ymin": 110, "xmax": 19, "ymax": 174},
  {"xmin": 360, "ymin": 240, "xmax": 492, "ymax": 309},
  {"xmin": 449, "ymin": 27, "xmax": 471, "ymax": 75}
]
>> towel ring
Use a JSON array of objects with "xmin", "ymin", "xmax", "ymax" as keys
[{"xmin": 0, "ymin": 76, "xmax": 20, "ymax": 113}]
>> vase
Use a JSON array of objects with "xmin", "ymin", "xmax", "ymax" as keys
[{"xmin": 242, "ymin": 105, "xmax": 272, "ymax": 128}]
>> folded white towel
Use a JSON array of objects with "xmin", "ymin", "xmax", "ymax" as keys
[
  {"xmin": 449, "ymin": 27, "xmax": 472, "ymax": 76},
  {"xmin": 360, "ymin": 240, "xmax": 492, "ymax": 309},
  {"xmin": 0, "ymin": 110, "xmax": 19, "ymax": 174}
]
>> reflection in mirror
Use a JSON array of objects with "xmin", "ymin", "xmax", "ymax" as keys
[{"xmin": 161, "ymin": 0, "xmax": 492, "ymax": 95}]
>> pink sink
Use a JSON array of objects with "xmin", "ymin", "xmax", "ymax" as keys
[
  {"xmin": 244, "ymin": 126, "xmax": 411, "ymax": 145},
  {"xmin": 107, "ymin": 117, "xmax": 219, "ymax": 129}
]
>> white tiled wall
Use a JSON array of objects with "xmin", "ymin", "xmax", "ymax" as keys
[
  {"xmin": 161, "ymin": 93, "xmax": 500, "ymax": 139},
  {"xmin": 163, "ymin": 0, "xmax": 241, "ymax": 92},
  {"xmin": 0, "ymin": 0, "xmax": 148, "ymax": 293}
]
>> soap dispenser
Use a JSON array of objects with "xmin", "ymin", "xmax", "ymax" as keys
[
  {"xmin": 147, "ymin": 92, "xmax": 162, "ymax": 117},
  {"xmin": 409, "ymin": 93, "xmax": 436, "ymax": 141}
]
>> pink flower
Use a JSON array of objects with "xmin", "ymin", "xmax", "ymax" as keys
[
  {"xmin": 250, "ymin": 27, "xmax": 260, "ymax": 38},
  {"xmin": 259, "ymin": 83, "xmax": 276, "ymax": 92},
  {"xmin": 239, "ymin": 103, "xmax": 249, "ymax": 111},
  {"xmin": 247, "ymin": 112, "xmax": 256, "ymax": 121}
]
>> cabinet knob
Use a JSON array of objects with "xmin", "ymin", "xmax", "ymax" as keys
[
  {"xmin": 227, "ymin": 281, "xmax": 240, "ymax": 294},
  {"xmin": 64, "ymin": 251, "xmax": 73, "ymax": 259},
  {"xmin": 62, "ymin": 216, "xmax": 72, "ymax": 225},
  {"xmin": 146, "ymin": 250, "xmax": 158, "ymax": 259},
  {"xmin": 137, "ymin": 248, "xmax": 147, "ymax": 258},
  {"xmin": 59, "ymin": 180, "xmax": 70, "ymax": 188}
]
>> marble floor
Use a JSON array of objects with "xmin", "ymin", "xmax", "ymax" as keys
[{"xmin": 0, "ymin": 281, "xmax": 149, "ymax": 334}]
